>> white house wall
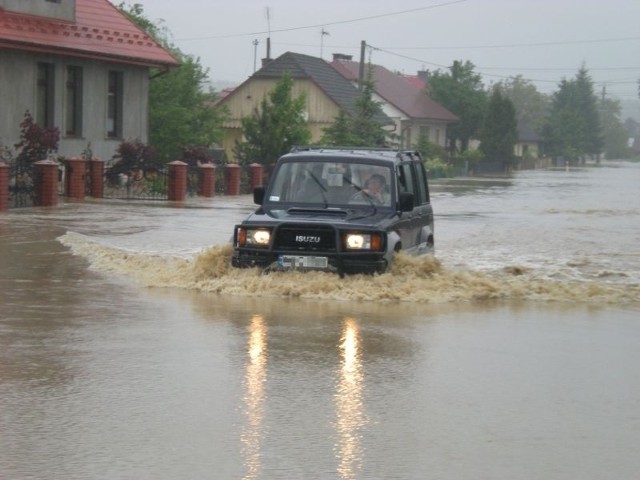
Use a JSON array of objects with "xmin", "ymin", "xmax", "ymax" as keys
[
  {"xmin": 0, "ymin": 50, "xmax": 149, "ymax": 162},
  {"xmin": 347, "ymin": 81, "xmax": 449, "ymax": 149}
]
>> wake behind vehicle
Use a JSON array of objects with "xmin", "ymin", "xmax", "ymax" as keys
[{"xmin": 232, "ymin": 147, "xmax": 435, "ymax": 275}]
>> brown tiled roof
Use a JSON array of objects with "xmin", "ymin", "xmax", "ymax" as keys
[
  {"xmin": 256, "ymin": 52, "xmax": 393, "ymax": 125},
  {"xmin": 331, "ymin": 59, "xmax": 458, "ymax": 123},
  {"xmin": 221, "ymin": 52, "xmax": 394, "ymax": 126},
  {"xmin": 0, "ymin": 0, "xmax": 178, "ymax": 68}
]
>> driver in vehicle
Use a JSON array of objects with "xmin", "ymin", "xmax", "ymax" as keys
[{"xmin": 350, "ymin": 173, "xmax": 389, "ymax": 205}]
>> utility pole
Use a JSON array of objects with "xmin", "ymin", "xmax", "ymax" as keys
[
  {"xmin": 253, "ymin": 39, "xmax": 259, "ymax": 72},
  {"xmin": 358, "ymin": 40, "xmax": 366, "ymax": 91},
  {"xmin": 265, "ymin": 7, "xmax": 272, "ymax": 61}
]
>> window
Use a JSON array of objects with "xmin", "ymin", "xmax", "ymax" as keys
[
  {"xmin": 65, "ymin": 66, "xmax": 83, "ymax": 136},
  {"xmin": 107, "ymin": 71, "xmax": 123, "ymax": 138},
  {"xmin": 36, "ymin": 63, "xmax": 55, "ymax": 127},
  {"xmin": 414, "ymin": 162, "xmax": 430, "ymax": 205},
  {"xmin": 397, "ymin": 163, "xmax": 416, "ymax": 196}
]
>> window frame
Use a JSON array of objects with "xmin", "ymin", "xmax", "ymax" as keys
[
  {"xmin": 65, "ymin": 65, "xmax": 83, "ymax": 137},
  {"xmin": 106, "ymin": 70, "xmax": 124, "ymax": 139},
  {"xmin": 36, "ymin": 62, "xmax": 55, "ymax": 127}
]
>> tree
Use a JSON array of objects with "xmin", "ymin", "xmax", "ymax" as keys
[
  {"xmin": 600, "ymin": 97, "xmax": 630, "ymax": 159},
  {"xmin": 494, "ymin": 75, "xmax": 549, "ymax": 136},
  {"xmin": 234, "ymin": 72, "xmax": 311, "ymax": 165},
  {"xmin": 543, "ymin": 66, "xmax": 603, "ymax": 163},
  {"xmin": 427, "ymin": 60, "xmax": 487, "ymax": 153},
  {"xmin": 321, "ymin": 68, "xmax": 388, "ymax": 147},
  {"xmin": 479, "ymin": 89, "xmax": 518, "ymax": 166},
  {"xmin": 413, "ymin": 132, "xmax": 444, "ymax": 161},
  {"xmin": 149, "ymin": 55, "xmax": 226, "ymax": 162},
  {"xmin": 321, "ymin": 110, "xmax": 358, "ymax": 146},
  {"xmin": 14, "ymin": 111, "xmax": 59, "ymax": 165},
  {"xmin": 574, "ymin": 66, "xmax": 603, "ymax": 157},
  {"xmin": 117, "ymin": 3, "xmax": 225, "ymax": 162}
]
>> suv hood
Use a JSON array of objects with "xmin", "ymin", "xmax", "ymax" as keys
[{"xmin": 242, "ymin": 206, "xmax": 397, "ymax": 227}]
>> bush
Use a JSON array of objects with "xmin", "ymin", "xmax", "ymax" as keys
[{"xmin": 425, "ymin": 158, "xmax": 456, "ymax": 178}]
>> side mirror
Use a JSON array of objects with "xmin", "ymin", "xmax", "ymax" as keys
[
  {"xmin": 399, "ymin": 192, "xmax": 414, "ymax": 212},
  {"xmin": 253, "ymin": 186, "xmax": 265, "ymax": 205}
]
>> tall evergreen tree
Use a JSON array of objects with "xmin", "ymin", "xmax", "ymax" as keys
[
  {"xmin": 479, "ymin": 89, "xmax": 518, "ymax": 165},
  {"xmin": 234, "ymin": 72, "xmax": 311, "ymax": 165},
  {"xmin": 321, "ymin": 110, "xmax": 358, "ymax": 146},
  {"xmin": 543, "ymin": 66, "xmax": 602, "ymax": 163},
  {"xmin": 321, "ymin": 67, "xmax": 388, "ymax": 147},
  {"xmin": 574, "ymin": 67, "xmax": 603, "ymax": 157}
]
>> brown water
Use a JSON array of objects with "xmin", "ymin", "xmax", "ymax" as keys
[{"xmin": 1, "ymin": 162, "xmax": 639, "ymax": 479}]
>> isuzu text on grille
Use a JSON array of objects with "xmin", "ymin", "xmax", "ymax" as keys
[{"xmin": 296, "ymin": 235, "xmax": 321, "ymax": 243}]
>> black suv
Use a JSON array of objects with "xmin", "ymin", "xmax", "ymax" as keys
[{"xmin": 232, "ymin": 147, "xmax": 434, "ymax": 275}]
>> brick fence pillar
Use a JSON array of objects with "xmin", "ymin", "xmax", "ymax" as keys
[
  {"xmin": 168, "ymin": 160, "xmax": 187, "ymax": 201},
  {"xmin": 224, "ymin": 163, "xmax": 241, "ymax": 196},
  {"xmin": 64, "ymin": 157, "xmax": 87, "ymax": 200},
  {"xmin": 249, "ymin": 163, "xmax": 264, "ymax": 191},
  {"xmin": 0, "ymin": 162, "xmax": 9, "ymax": 212},
  {"xmin": 198, "ymin": 163, "xmax": 216, "ymax": 197},
  {"xmin": 34, "ymin": 159, "xmax": 59, "ymax": 207},
  {"xmin": 90, "ymin": 158, "xmax": 104, "ymax": 199}
]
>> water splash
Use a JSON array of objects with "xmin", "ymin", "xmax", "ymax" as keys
[{"xmin": 58, "ymin": 232, "xmax": 639, "ymax": 305}]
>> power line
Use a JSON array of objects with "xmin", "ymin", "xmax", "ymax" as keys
[
  {"xmin": 374, "ymin": 35, "xmax": 640, "ymax": 51},
  {"xmin": 174, "ymin": 0, "xmax": 467, "ymax": 41},
  {"xmin": 369, "ymin": 44, "xmax": 640, "ymax": 96}
]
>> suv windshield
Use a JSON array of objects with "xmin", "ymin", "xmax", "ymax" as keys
[{"xmin": 266, "ymin": 160, "xmax": 393, "ymax": 207}]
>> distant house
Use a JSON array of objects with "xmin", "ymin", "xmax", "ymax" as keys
[
  {"xmin": 624, "ymin": 118, "xmax": 640, "ymax": 154},
  {"xmin": 514, "ymin": 119, "xmax": 542, "ymax": 159},
  {"xmin": 216, "ymin": 51, "xmax": 394, "ymax": 162},
  {"xmin": 329, "ymin": 55, "xmax": 458, "ymax": 149},
  {"xmin": 0, "ymin": 0, "xmax": 178, "ymax": 161}
]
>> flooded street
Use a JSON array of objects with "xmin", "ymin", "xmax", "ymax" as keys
[{"xmin": 1, "ymin": 162, "xmax": 639, "ymax": 479}]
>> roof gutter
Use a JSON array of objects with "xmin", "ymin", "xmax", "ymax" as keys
[{"xmin": 0, "ymin": 40, "xmax": 179, "ymax": 69}]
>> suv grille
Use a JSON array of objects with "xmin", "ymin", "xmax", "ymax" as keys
[{"xmin": 274, "ymin": 224, "xmax": 337, "ymax": 252}]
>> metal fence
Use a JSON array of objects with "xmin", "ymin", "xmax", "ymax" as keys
[
  {"xmin": 103, "ymin": 166, "xmax": 169, "ymax": 200},
  {"xmin": 9, "ymin": 161, "xmax": 35, "ymax": 208}
]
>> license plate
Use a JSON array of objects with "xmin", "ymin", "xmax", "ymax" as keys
[{"xmin": 278, "ymin": 255, "xmax": 328, "ymax": 269}]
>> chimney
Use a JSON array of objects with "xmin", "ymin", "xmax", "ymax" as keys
[
  {"xmin": 417, "ymin": 70, "xmax": 430, "ymax": 82},
  {"xmin": 332, "ymin": 53, "xmax": 353, "ymax": 61}
]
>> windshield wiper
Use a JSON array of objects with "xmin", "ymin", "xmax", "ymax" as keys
[{"xmin": 309, "ymin": 171, "xmax": 328, "ymax": 208}]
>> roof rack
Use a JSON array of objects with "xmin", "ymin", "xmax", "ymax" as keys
[
  {"xmin": 290, "ymin": 146, "xmax": 423, "ymax": 161},
  {"xmin": 290, "ymin": 145, "xmax": 397, "ymax": 153}
]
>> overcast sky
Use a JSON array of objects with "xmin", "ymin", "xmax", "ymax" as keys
[{"xmin": 137, "ymin": 0, "xmax": 639, "ymax": 109}]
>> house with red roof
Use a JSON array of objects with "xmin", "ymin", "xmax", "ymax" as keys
[
  {"xmin": 0, "ymin": 0, "xmax": 178, "ymax": 161},
  {"xmin": 216, "ymin": 51, "xmax": 395, "ymax": 162},
  {"xmin": 330, "ymin": 54, "xmax": 458, "ymax": 150}
]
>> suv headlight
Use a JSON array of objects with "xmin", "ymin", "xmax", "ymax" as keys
[
  {"xmin": 344, "ymin": 232, "xmax": 383, "ymax": 251},
  {"xmin": 237, "ymin": 227, "xmax": 271, "ymax": 247}
]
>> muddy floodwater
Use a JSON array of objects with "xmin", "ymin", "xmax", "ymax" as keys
[{"xmin": 1, "ymin": 162, "xmax": 639, "ymax": 479}]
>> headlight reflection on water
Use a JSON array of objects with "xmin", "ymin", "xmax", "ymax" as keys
[
  {"xmin": 239, "ymin": 315, "xmax": 367, "ymax": 480},
  {"xmin": 335, "ymin": 317, "xmax": 367, "ymax": 480},
  {"xmin": 241, "ymin": 314, "xmax": 267, "ymax": 480}
]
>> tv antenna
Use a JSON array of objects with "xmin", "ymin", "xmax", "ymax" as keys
[{"xmin": 320, "ymin": 28, "xmax": 330, "ymax": 59}]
